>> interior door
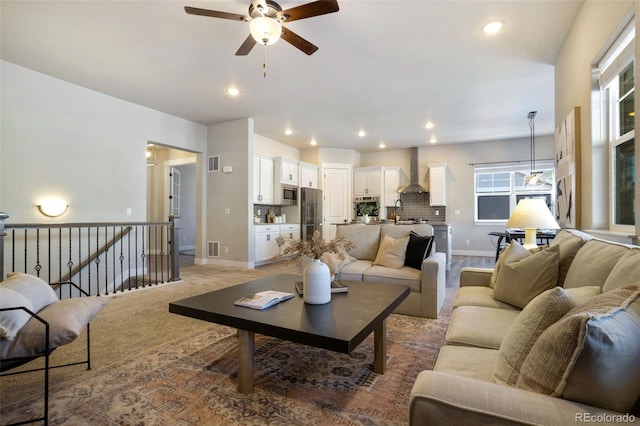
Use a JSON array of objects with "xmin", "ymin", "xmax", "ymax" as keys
[
  {"xmin": 169, "ymin": 167, "xmax": 181, "ymax": 215},
  {"xmin": 323, "ymin": 167, "xmax": 349, "ymax": 240}
]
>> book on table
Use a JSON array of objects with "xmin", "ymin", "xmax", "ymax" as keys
[
  {"xmin": 234, "ymin": 290, "xmax": 295, "ymax": 310},
  {"xmin": 294, "ymin": 280, "xmax": 348, "ymax": 295}
]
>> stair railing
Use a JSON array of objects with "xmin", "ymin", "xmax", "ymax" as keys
[{"xmin": 0, "ymin": 213, "xmax": 181, "ymax": 297}]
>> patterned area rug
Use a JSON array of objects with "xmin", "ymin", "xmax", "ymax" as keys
[{"xmin": 1, "ymin": 313, "xmax": 449, "ymax": 425}]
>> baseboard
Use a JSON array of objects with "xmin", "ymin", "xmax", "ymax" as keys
[
  {"xmin": 195, "ymin": 257, "xmax": 252, "ymax": 268},
  {"xmin": 452, "ymin": 249, "xmax": 495, "ymax": 257}
]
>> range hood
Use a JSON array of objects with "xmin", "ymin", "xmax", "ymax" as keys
[{"xmin": 399, "ymin": 147, "xmax": 428, "ymax": 193}]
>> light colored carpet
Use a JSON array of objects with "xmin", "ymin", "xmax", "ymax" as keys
[{"xmin": 0, "ymin": 256, "xmax": 492, "ymax": 424}]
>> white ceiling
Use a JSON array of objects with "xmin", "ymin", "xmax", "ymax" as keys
[{"xmin": 1, "ymin": 0, "xmax": 584, "ymax": 152}]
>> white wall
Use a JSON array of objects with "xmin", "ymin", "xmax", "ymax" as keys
[
  {"xmin": 1, "ymin": 60, "xmax": 207, "ymax": 223},
  {"xmin": 554, "ymin": 0, "xmax": 635, "ymax": 230},
  {"xmin": 254, "ymin": 133, "xmax": 300, "ymax": 159}
]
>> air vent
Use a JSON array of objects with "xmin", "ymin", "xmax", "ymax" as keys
[
  {"xmin": 208, "ymin": 155, "xmax": 220, "ymax": 172},
  {"xmin": 207, "ymin": 241, "xmax": 220, "ymax": 258}
]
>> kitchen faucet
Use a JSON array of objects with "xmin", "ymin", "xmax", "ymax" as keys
[{"xmin": 394, "ymin": 199, "xmax": 403, "ymax": 224}]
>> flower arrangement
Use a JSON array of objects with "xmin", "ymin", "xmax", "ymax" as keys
[
  {"xmin": 358, "ymin": 203, "xmax": 378, "ymax": 216},
  {"xmin": 274, "ymin": 230, "xmax": 355, "ymax": 269}
]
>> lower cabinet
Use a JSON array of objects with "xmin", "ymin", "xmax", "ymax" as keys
[{"xmin": 254, "ymin": 224, "xmax": 301, "ymax": 265}]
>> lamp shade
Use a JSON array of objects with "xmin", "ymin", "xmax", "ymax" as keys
[
  {"xmin": 250, "ymin": 17, "xmax": 282, "ymax": 45},
  {"xmin": 506, "ymin": 198, "xmax": 560, "ymax": 230}
]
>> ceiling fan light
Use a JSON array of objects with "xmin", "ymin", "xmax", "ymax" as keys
[{"xmin": 250, "ymin": 17, "xmax": 282, "ymax": 45}]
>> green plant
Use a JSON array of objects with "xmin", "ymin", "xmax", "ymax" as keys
[{"xmin": 359, "ymin": 203, "xmax": 378, "ymax": 216}]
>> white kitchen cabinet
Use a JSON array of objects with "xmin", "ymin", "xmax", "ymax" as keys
[
  {"xmin": 275, "ymin": 157, "xmax": 299, "ymax": 185},
  {"xmin": 299, "ymin": 162, "xmax": 319, "ymax": 188},
  {"xmin": 428, "ymin": 163, "xmax": 447, "ymax": 206},
  {"xmin": 253, "ymin": 156, "xmax": 274, "ymax": 204},
  {"xmin": 254, "ymin": 225, "xmax": 281, "ymax": 264},
  {"xmin": 280, "ymin": 224, "xmax": 301, "ymax": 240},
  {"xmin": 383, "ymin": 167, "xmax": 402, "ymax": 206},
  {"xmin": 354, "ymin": 167, "xmax": 383, "ymax": 196},
  {"xmin": 254, "ymin": 224, "xmax": 300, "ymax": 264}
]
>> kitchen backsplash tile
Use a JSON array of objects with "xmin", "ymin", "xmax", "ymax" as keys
[{"xmin": 389, "ymin": 192, "xmax": 447, "ymax": 223}]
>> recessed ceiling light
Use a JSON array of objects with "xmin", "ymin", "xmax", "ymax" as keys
[
  {"xmin": 379, "ymin": 142, "xmax": 386, "ymax": 149},
  {"xmin": 425, "ymin": 121, "xmax": 434, "ymax": 130},
  {"xmin": 310, "ymin": 139, "xmax": 317, "ymax": 146},
  {"xmin": 483, "ymin": 21, "xmax": 504, "ymax": 34},
  {"xmin": 358, "ymin": 129, "xmax": 366, "ymax": 137},
  {"xmin": 226, "ymin": 87, "xmax": 240, "ymax": 96},
  {"xmin": 430, "ymin": 136, "xmax": 437, "ymax": 144},
  {"xmin": 283, "ymin": 128, "xmax": 293, "ymax": 135}
]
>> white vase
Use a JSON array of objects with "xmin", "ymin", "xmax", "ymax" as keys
[
  {"xmin": 303, "ymin": 259, "xmax": 331, "ymax": 304},
  {"xmin": 364, "ymin": 214, "xmax": 370, "ymax": 224}
]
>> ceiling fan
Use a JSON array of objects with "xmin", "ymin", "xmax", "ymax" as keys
[{"xmin": 184, "ymin": 0, "xmax": 339, "ymax": 56}]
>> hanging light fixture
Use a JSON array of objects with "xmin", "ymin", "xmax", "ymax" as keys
[
  {"xmin": 525, "ymin": 111, "xmax": 540, "ymax": 186},
  {"xmin": 250, "ymin": 16, "xmax": 282, "ymax": 46}
]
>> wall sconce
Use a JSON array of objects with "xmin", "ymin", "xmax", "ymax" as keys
[
  {"xmin": 146, "ymin": 143, "xmax": 157, "ymax": 166},
  {"xmin": 37, "ymin": 198, "xmax": 68, "ymax": 217}
]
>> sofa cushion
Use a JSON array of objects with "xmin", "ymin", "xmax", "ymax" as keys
[
  {"xmin": 0, "ymin": 296, "xmax": 108, "ymax": 360},
  {"xmin": 3, "ymin": 272, "xmax": 58, "ymax": 313},
  {"xmin": 434, "ymin": 345, "xmax": 499, "ymax": 383},
  {"xmin": 404, "ymin": 232, "xmax": 434, "ymax": 270},
  {"xmin": 336, "ymin": 259, "xmax": 372, "ymax": 281},
  {"xmin": 0, "ymin": 288, "xmax": 34, "ymax": 341},
  {"xmin": 495, "ymin": 287, "xmax": 576, "ymax": 386},
  {"xmin": 336, "ymin": 224, "xmax": 381, "ymax": 261},
  {"xmin": 563, "ymin": 239, "xmax": 630, "ymax": 289},
  {"xmin": 492, "ymin": 243, "xmax": 560, "ymax": 309},
  {"xmin": 373, "ymin": 235, "xmax": 410, "ymax": 269},
  {"xmin": 602, "ymin": 248, "xmax": 640, "ymax": 293},
  {"xmin": 516, "ymin": 284, "xmax": 640, "ymax": 413},
  {"xmin": 452, "ymin": 286, "xmax": 519, "ymax": 311},
  {"xmin": 362, "ymin": 266, "xmax": 421, "ymax": 292},
  {"xmin": 550, "ymin": 229, "xmax": 590, "ymax": 286},
  {"xmin": 446, "ymin": 306, "xmax": 519, "ymax": 349}
]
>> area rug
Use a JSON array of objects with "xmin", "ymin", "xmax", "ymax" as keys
[{"xmin": 1, "ymin": 313, "xmax": 449, "ymax": 425}]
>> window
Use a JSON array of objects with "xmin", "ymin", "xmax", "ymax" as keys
[
  {"xmin": 600, "ymin": 21, "xmax": 635, "ymax": 229},
  {"xmin": 474, "ymin": 161, "xmax": 555, "ymax": 223}
]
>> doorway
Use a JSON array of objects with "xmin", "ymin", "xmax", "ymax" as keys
[{"xmin": 146, "ymin": 144, "xmax": 198, "ymax": 265}]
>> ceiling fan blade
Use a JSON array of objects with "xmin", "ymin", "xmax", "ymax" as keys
[
  {"xmin": 280, "ymin": 0, "xmax": 339, "ymax": 23},
  {"xmin": 184, "ymin": 6, "xmax": 248, "ymax": 22},
  {"xmin": 235, "ymin": 34, "xmax": 257, "ymax": 56},
  {"xmin": 281, "ymin": 26, "xmax": 318, "ymax": 55}
]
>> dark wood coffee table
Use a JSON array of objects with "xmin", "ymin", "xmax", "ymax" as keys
[{"xmin": 169, "ymin": 273, "xmax": 409, "ymax": 394}]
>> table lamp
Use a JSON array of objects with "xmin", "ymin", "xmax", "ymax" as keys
[{"xmin": 505, "ymin": 198, "xmax": 560, "ymax": 250}]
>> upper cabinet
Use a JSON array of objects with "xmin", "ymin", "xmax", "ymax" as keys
[
  {"xmin": 253, "ymin": 155, "xmax": 274, "ymax": 204},
  {"xmin": 299, "ymin": 161, "xmax": 319, "ymax": 189},
  {"xmin": 383, "ymin": 167, "xmax": 402, "ymax": 206},
  {"xmin": 428, "ymin": 163, "xmax": 447, "ymax": 206},
  {"xmin": 354, "ymin": 167, "xmax": 383, "ymax": 196},
  {"xmin": 275, "ymin": 157, "xmax": 299, "ymax": 185}
]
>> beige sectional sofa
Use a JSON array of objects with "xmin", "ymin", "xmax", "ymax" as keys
[
  {"xmin": 334, "ymin": 223, "xmax": 446, "ymax": 319},
  {"xmin": 410, "ymin": 229, "xmax": 640, "ymax": 425}
]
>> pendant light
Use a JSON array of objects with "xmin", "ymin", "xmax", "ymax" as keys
[{"xmin": 525, "ymin": 111, "xmax": 540, "ymax": 186}]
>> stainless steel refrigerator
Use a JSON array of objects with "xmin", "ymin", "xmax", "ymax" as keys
[{"xmin": 301, "ymin": 188, "xmax": 322, "ymax": 241}]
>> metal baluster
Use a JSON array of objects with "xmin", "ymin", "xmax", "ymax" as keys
[
  {"xmin": 119, "ymin": 226, "xmax": 125, "ymax": 292},
  {"xmin": 95, "ymin": 227, "xmax": 101, "ymax": 295},
  {"xmin": 35, "ymin": 228, "xmax": 41, "ymax": 277},
  {"xmin": 159, "ymin": 224, "xmax": 165, "ymax": 284}
]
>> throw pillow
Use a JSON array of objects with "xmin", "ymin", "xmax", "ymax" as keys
[
  {"xmin": 492, "ymin": 242, "xmax": 560, "ymax": 309},
  {"xmin": 6, "ymin": 296, "xmax": 108, "ymax": 358},
  {"xmin": 404, "ymin": 231, "xmax": 434, "ymax": 270},
  {"xmin": 373, "ymin": 235, "xmax": 410, "ymax": 269},
  {"xmin": 3, "ymin": 272, "xmax": 58, "ymax": 312},
  {"xmin": 0, "ymin": 288, "xmax": 34, "ymax": 340},
  {"xmin": 516, "ymin": 284, "xmax": 640, "ymax": 413},
  {"xmin": 495, "ymin": 287, "xmax": 576, "ymax": 386},
  {"xmin": 490, "ymin": 241, "xmax": 530, "ymax": 288},
  {"xmin": 320, "ymin": 246, "xmax": 355, "ymax": 274}
]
